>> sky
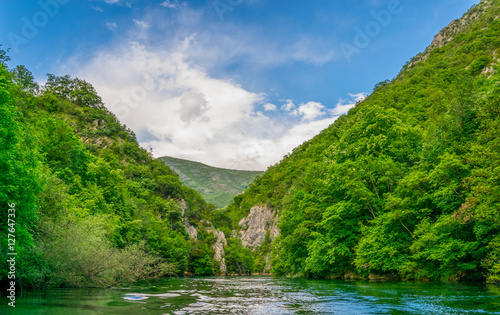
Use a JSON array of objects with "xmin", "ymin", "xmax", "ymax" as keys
[{"xmin": 1, "ymin": 0, "xmax": 479, "ymax": 170}]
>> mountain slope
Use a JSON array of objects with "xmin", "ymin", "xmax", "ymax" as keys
[
  {"xmin": 223, "ymin": 0, "xmax": 500, "ymax": 282},
  {"xmin": 0, "ymin": 60, "xmax": 223, "ymax": 288},
  {"xmin": 160, "ymin": 156, "xmax": 263, "ymax": 208}
]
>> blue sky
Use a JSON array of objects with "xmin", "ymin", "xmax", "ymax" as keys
[{"xmin": 1, "ymin": 0, "xmax": 479, "ymax": 170}]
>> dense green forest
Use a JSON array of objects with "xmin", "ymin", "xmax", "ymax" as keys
[
  {"xmin": 0, "ymin": 47, "xmax": 247, "ymax": 288},
  {"xmin": 160, "ymin": 156, "xmax": 262, "ymax": 208},
  {"xmin": 222, "ymin": 0, "xmax": 500, "ymax": 282},
  {"xmin": 2, "ymin": 0, "xmax": 500, "ymax": 289}
]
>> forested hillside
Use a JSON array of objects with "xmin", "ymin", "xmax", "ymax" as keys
[
  {"xmin": 223, "ymin": 0, "xmax": 500, "ymax": 282},
  {"xmin": 0, "ymin": 50, "xmax": 224, "ymax": 288},
  {"xmin": 160, "ymin": 156, "xmax": 262, "ymax": 208},
  {"xmin": 2, "ymin": 0, "xmax": 499, "ymax": 289}
]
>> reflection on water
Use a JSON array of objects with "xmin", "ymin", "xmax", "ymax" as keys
[{"xmin": 2, "ymin": 276, "xmax": 500, "ymax": 314}]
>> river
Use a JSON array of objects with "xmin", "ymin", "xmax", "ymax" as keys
[{"xmin": 1, "ymin": 276, "xmax": 499, "ymax": 314}]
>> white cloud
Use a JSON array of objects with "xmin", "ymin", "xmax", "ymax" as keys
[
  {"xmin": 89, "ymin": 2, "xmax": 340, "ymax": 70},
  {"xmin": 186, "ymin": 30, "xmax": 339, "ymax": 71},
  {"xmin": 331, "ymin": 92, "xmax": 367, "ymax": 116},
  {"xmin": 95, "ymin": 0, "xmax": 132, "ymax": 6},
  {"xmin": 69, "ymin": 41, "xmax": 340, "ymax": 170},
  {"xmin": 133, "ymin": 19, "xmax": 150, "ymax": 30},
  {"xmin": 74, "ymin": 42, "xmax": 261, "ymax": 168},
  {"xmin": 160, "ymin": 0, "xmax": 186, "ymax": 9},
  {"xmin": 264, "ymin": 103, "xmax": 276, "ymax": 111},
  {"xmin": 280, "ymin": 99, "xmax": 298, "ymax": 116},
  {"xmin": 178, "ymin": 92, "xmax": 208, "ymax": 123},
  {"xmin": 278, "ymin": 117, "xmax": 337, "ymax": 153},
  {"xmin": 64, "ymin": 6, "xmax": 347, "ymax": 170},
  {"xmin": 146, "ymin": 7, "xmax": 340, "ymax": 71},
  {"xmin": 281, "ymin": 99, "xmax": 294, "ymax": 111},
  {"xmin": 298, "ymin": 101, "xmax": 325, "ymax": 121},
  {"xmin": 349, "ymin": 92, "xmax": 367, "ymax": 103},
  {"xmin": 106, "ymin": 22, "xmax": 118, "ymax": 31}
]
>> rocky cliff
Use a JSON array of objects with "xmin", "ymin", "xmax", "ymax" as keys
[
  {"xmin": 238, "ymin": 205, "xmax": 280, "ymax": 249},
  {"xmin": 180, "ymin": 201, "xmax": 228, "ymax": 274},
  {"xmin": 411, "ymin": 0, "xmax": 495, "ymax": 66},
  {"xmin": 180, "ymin": 199, "xmax": 198, "ymax": 240},
  {"xmin": 206, "ymin": 226, "xmax": 228, "ymax": 275}
]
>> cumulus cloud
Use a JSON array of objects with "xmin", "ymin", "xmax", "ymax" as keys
[
  {"xmin": 331, "ymin": 92, "xmax": 367, "ymax": 116},
  {"xmin": 65, "ymin": 5, "xmax": 348, "ymax": 170},
  {"xmin": 298, "ymin": 101, "xmax": 325, "ymax": 121},
  {"xmin": 179, "ymin": 92, "xmax": 209, "ymax": 123},
  {"xmin": 281, "ymin": 100, "xmax": 326, "ymax": 121},
  {"xmin": 278, "ymin": 117, "xmax": 337, "ymax": 151},
  {"xmin": 281, "ymin": 99, "xmax": 298, "ymax": 116},
  {"xmin": 264, "ymin": 103, "xmax": 277, "ymax": 111},
  {"xmin": 350, "ymin": 92, "xmax": 367, "ymax": 103},
  {"xmin": 69, "ymin": 41, "xmax": 342, "ymax": 170},
  {"xmin": 74, "ymin": 42, "xmax": 261, "ymax": 168}
]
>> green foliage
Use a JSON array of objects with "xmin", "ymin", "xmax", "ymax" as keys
[
  {"xmin": 0, "ymin": 45, "xmax": 10, "ymax": 66},
  {"xmin": 223, "ymin": 1, "xmax": 500, "ymax": 282},
  {"xmin": 0, "ymin": 61, "xmax": 215, "ymax": 288},
  {"xmin": 12, "ymin": 65, "xmax": 38, "ymax": 93},
  {"xmin": 2, "ymin": 0, "xmax": 500, "ymax": 287},
  {"xmin": 160, "ymin": 156, "xmax": 263, "ymax": 208},
  {"xmin": 188, "ymin": 230, "xmax": 216, "ymax": 276},
  {"xmin": 44, "ymin": 74, "xmax": 104, "ymax": 109},
  {"xmin": 41, "ymin": 214, "xmax": 175, "ymax": 288},
  {"xmin": 225, "ymin": 238, "xmax": 253, "ymax": 275},
  {"xmin": 0, "ymin": 63, "xmax": 42, "ymax": 283}
]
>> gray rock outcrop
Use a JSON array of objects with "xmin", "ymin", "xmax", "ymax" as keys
[
  {"xmin": 208, "ymin": 228, "xmax": 228, "ymax": 275},
  {"xmin": 179, "ymin": 202, "xmax": 227, "ymax": 274},
  {"xmin": 238, "ymin": 205, "xmax": 279, "ymax": 249},
  {"xmin": 179, "ymin": 199, "xmax": 198, "ymax": 240}
]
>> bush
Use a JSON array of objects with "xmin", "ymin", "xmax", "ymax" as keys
[{"xmin": 41, "ymin": 215, "xmax": 174, "ymax": 288}]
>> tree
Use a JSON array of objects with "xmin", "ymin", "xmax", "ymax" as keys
[
  {"xmin": 0, "ymin": 63, "xmax": 42, "ymax": 282},
  {"xmin": 0, "ymin": 45, "xmax": 10, "ymax": 66},
  {"xmin": 12, "ymin": 65, "xmax": 38, "ymax": 94},
  {"xmin": 44, "ymin": 74, "xmax": 104, "ymax": 109}
]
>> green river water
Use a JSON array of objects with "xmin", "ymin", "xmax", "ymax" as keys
[{"xmin": 1, "ymin": 276, "xmax": 499, "ymax": 314}]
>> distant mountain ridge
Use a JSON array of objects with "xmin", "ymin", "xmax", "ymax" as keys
[{"xmin": 160, "ymin": 156, "xmax": 263, "ymax": 208}]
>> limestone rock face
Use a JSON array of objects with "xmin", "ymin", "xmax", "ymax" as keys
[
  {"xmin": 179, "ymin": 201, "xmax": 228, "ymax": 274},
  {"xmin": 185, "ymin": 223, "xmax": 198, "ymax": 240},
  {"xmin": 410, "ymin": 0, "xmax": 495, "ymax": 67},
  {"xmin": 238, "ymin": 205, "xmax": 279, "ymax": 249},
  {"xmin": 208, "ymin": 228, "xmax": 228, "ymax": 275},
  {"xmin": 179, "ymin": 199, "xmax": 198, "ymax": 240}
]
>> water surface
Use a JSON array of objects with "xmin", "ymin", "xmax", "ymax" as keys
[{"xmin": 2, "ymin": 276, "xmax": 499, "ymax": 314}]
